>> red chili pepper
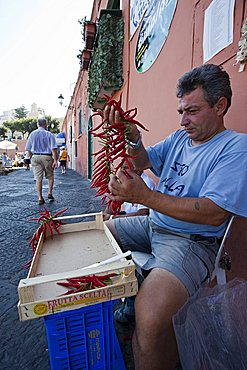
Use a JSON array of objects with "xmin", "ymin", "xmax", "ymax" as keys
[
  {"xmin": 106, "ymin": 142, "xmax": 126, "ymax": 157},
  {"xmin": 91, "ymin": 171, "xmax": 109, "ymax": 187},
  {"xmin": 91, "ymin": 147, "xmax": 106, "ymax": 156},
  {"xmin": 58, "ymin": 289, "xmax": 77, "ymax": 296},
  {"xmin": 53, "ymin": 208, "xmax": 68, "ymax": 218},
  {"xmin": 93, "ymin": 276, "xmax": 107, "ymax": 287},
  {"xmin": 44, "ymin": 220, "xmax": 53, "ymax": 239},
  {"xmin": 25, "ymin": 208, "xmax": 68, "ymax": 269},
  {"xmin": 123, "ymin": 107, "xmax": 137, "ymax": 118},
  {"xmin": 95, "ymin": 187, "xmax": 109, "ymax": 197},
  {"xmin": 90, "ymin": 118, "xmax": 109, "ymax": 132},
  {"xmin": 103, "ymin": 122, "xmax": 126, "ymax": 131},
  {"xmin": 93, "ymin": 159, "xmax": 109, "ymax": 173},
  {"xmin": 90, "ymin": 96, "xmax": 148, "ymax": 215},
  {"xmin": 123, "ymin": 157, "xmax": 135, "ymax": 171}
]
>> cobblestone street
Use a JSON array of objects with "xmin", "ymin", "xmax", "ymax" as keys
[{"xmin": 0, "ymin": 167, "xmax": 134, "ymax": 370}]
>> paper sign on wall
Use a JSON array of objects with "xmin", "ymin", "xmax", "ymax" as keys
[{"xmin": 203, "ymin": 0, "xmax": 235, "ymax": 63}]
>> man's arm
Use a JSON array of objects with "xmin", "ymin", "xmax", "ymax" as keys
[
  {"xmin": 107, "ymin": 170, "xmax": 230, "ymax": 226},
  {"xmin": 52, "ymin": 148, "xmax": 58, "ymax": 169},
  {"xmin": 144, "ymin": 189, "xmax": 229, "ymax": 226}
]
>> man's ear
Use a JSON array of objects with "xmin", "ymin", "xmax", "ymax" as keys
[{"xmin": 215, "ymin": 97, "xmax": 227, "ymax": 116}]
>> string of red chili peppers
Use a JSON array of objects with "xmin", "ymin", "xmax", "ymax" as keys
[
  {"xmin": 57, "ymin": 272, "xmax": 119, "ymax": 296},
  {"xmin": 90, "ymin": 95, "xmax": 148, "ymax": 215},
  {"xmin": 24, "ymin": 207, "xmax": 68, "ymax": 269}
]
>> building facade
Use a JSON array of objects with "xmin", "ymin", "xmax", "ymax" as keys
[{"xmin": 62, "ymin": 0, "xmax": 247, "ymax": 279}]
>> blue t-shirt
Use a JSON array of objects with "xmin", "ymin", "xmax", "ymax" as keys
[{"xmin": 147, "ymin": 129, "xmax": 247, "ymax": 237}]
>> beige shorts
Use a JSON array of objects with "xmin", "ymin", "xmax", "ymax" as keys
[{"xmin": 31, "ymin": 155, "xmax": 54, "ymax": 181}]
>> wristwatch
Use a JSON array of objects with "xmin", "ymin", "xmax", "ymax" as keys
[{"xmin": 125, "ymin": 130, "xmax": 142, "ymax": 149}]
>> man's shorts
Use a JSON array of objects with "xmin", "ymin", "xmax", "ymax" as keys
[
  {"xmin": 31, "ymin": 155, "xmax": 54, "ymax": 181},
  {"xmin": 114, "ymin": 216, "xmax": 220, "ymax": 297},
  {"xmin": 59, "ymin": 160, "xmax": 67, "ymax": 167}
]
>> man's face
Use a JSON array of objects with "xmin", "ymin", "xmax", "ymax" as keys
[{"xmin": 177, "ymin": 87, "xmax": 222, "ymax": 145}]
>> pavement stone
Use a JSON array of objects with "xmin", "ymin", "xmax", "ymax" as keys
[{"xmin": 0, "ymin": 167, "xmax": 135, "ymax": 370}]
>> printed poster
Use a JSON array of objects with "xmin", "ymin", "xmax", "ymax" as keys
[
  {"xmin": 130, "ymin": 0, "xmax": 153, "ymax": 40},
  {"xmin": 135, "ymin": 0, "xmax": 177, "ymax": 73}
]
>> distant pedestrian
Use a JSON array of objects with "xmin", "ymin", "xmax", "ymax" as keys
[
  {"xmin": 59, "ymin": 146, "xmax": 68, "ymax": 174},
  {"xmin": 13, "ymin": 152, "xmax": 19, "ymax": 167},
  {"xmin": 1, "ymin": 152, "xmax": 7, "ymax": 167},
  {"xmin": 24, "ymin": 150, "xmax": 31, "ymax": 170},
  {"xmin": 25, "ymin": 118, "xmax": 58, "ymax": 205}
]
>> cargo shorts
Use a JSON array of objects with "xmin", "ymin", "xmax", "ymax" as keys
[
  {"xmin": 114, "ymin": 215, "xmax": 220, "ymax": 296},
  {"xmin": 31, "ymin": 155, "xmax": 54, "ymax": 181}
]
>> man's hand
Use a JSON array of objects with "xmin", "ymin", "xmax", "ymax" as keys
[
  {"xmin": 106, "ymin": 169, "xmax": 151, "ymax": 205},
  {"xmin": 52, "ymin": 159, "xmax": 58, "ymax": 169},
  {"xmin": 103, "ymin": 103, "xmax": 139, "ymax": 142},
  {"xmin": 103, "ymin": 212, "xmax": 111, "ymax": 221}
]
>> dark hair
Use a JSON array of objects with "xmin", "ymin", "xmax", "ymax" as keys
[
  {"xmin": 37, "ymin": 118, "xmax": 47, "ymax": 127},
  {"xmin": 176, "ymin": 64, "xmax": 232, "ymax": 115}
]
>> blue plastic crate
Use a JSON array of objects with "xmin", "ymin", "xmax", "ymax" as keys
[{"xmin": 44, "ymin": 301, "xmax": 126, "ymax": 370}]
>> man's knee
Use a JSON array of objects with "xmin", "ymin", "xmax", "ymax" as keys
[
  {"xmin": 135, "ymin": 290, "xmax": 169, "ymax": 340},
  {"xmin": 135, "ymin": 269, "xmax": 188, "ymax": 332}
]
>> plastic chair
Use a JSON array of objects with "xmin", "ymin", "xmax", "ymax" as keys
[{"xmin": 211, "ymin": 215, "xmax": 235, "ymax": 285}]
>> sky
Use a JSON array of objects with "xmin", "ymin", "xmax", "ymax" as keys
[{"xmin": 0, "ymin": 0, "xmax": 94, "ymax": 118}]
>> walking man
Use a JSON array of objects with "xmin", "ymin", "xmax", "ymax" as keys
[{"xmin": 25, "ymin": 118, "xmax": 58, "ymax": 205}]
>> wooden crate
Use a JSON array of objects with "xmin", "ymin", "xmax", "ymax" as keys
[{"xmin": 18, "ymin": 213, "xmax": 138, "ymax": 321}]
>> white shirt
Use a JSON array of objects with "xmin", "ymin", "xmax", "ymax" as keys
[
  {"xmin": 124, "ymin": 172, "xmax": 156, "ymax": 214},
  {"xmin": 24, "ymin": 150, "xmax": 31, "ymax": 159}
]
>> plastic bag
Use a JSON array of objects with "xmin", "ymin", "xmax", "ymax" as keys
[{"xmin": 173, "ymin": 278, "xmax": 247, "ymax": 370}]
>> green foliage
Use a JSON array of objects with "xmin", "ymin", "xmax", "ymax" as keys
[
  {"xmin": 0, "ymin": 127, "xmax": 7, "ymax": 139},
  {"xmin": 2, "ymin": 115, "xmax": 60, "ymax": 139},
  {"xmin": 14, "ymin": 105, "xmax": 29, "ymax": 119},
  {"xmin": 88, "ymin": 13, "xmax": 124, "ymax": 108},
  {"xmin": 18, "ymin": 118, "xmax": 37, "ymax": 137},
  {"xmin": 45, "ymin": 115, "xmax": 60, "ymax": 134},
  {"xmin": 2, "ymin": 121, "xmax": 20, "ymax": 138}
]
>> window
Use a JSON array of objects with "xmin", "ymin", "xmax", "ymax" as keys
[
  {"xmin": 69, "ymin": 126, "xmax": 72, "ymax": 143},
  {"xmin": 78, "ymin": 109, "xmax": 82, "ymax": 135}
]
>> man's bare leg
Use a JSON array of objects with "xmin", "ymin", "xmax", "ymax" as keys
[
  {"xmin": 48, "ymin": 176, "xmax": 54, "ymax": 196},
  {"xmin": 36, "ymin": 179, "xmax": 43, "ymax": 201},
  {"xmin": 133, "ymin": 268, "xmax": 188, "ymax": 370}
]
